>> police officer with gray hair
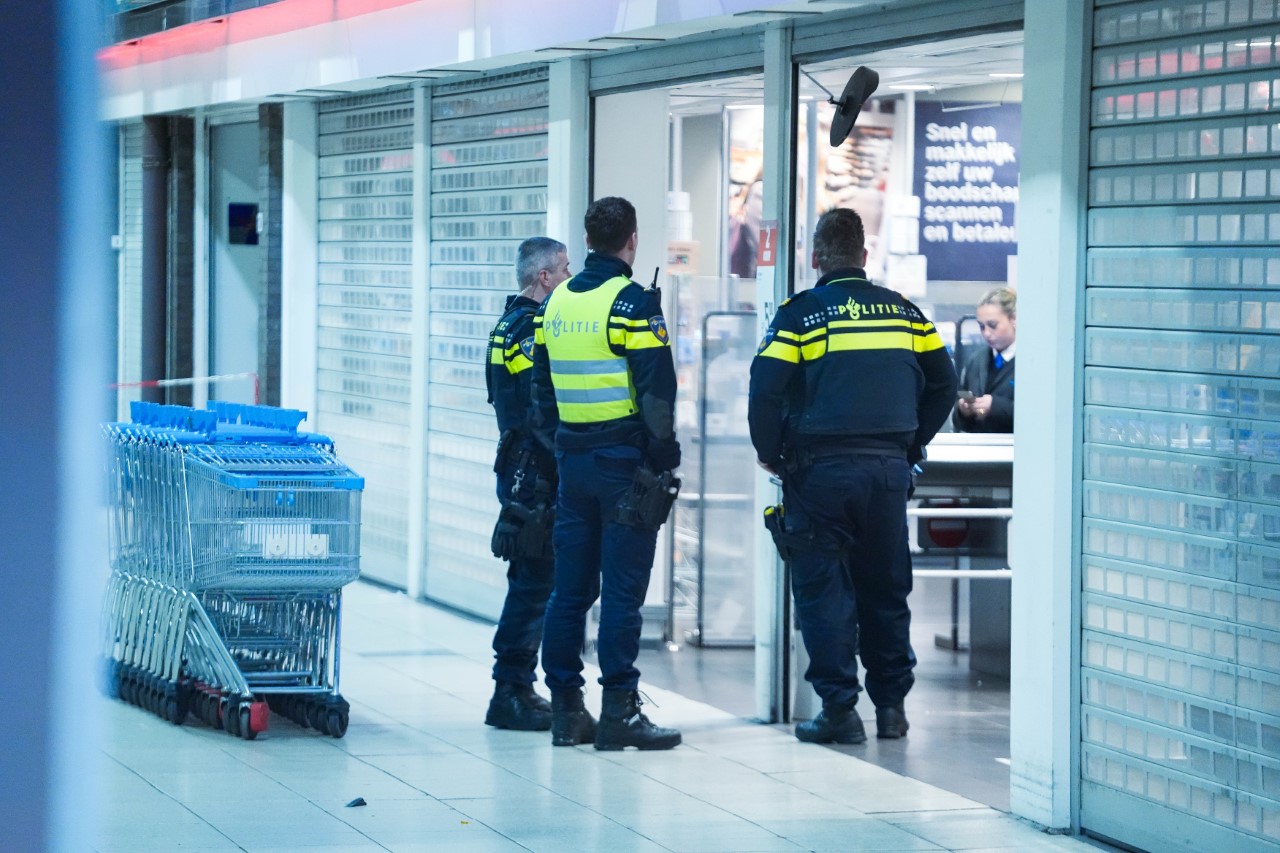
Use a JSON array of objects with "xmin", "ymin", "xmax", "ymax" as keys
[
  {"xmin": 483, "ymin": 236, "xmax": 570, "ymax": 731},
  {"xmin": 749, "ymin": 207, "xmax": 957, "ymax": 744}
]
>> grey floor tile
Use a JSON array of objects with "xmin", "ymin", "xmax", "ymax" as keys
[
  {"xmin": 755, "ymin": 816, "xmax": 947, "ymax": 851},
  {"xmin": 505, "ymin": 825, "xmax": 674, "ymax": 853},
  {"xmin": 92, "ymin": 582, "xmax": 1109, "ymax": 853},
  {"xmin": 238, "ymin": 840, "xmax": 381, "ymax": 845},
  {"xmin": 381, "ymin": 831, "xmax": 529, "ymax": 853},
  {"xmin": 627, "ymin": 816, "xmax": 805, "ymax": 853},
  {"xmin": 881, "ymin": 809, "xmax": 1071, "ymax": 850}
]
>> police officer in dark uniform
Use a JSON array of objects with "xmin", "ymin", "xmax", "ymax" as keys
[
  {"xmin": 530, "ymin": 196, "xmax": 682, "ymax": 750},
  {"xmin": 483, "ymin": 237, "xmax": 570, "ymax": 731},
  {"xmin": 749, "ymin": 208, "xmax": 957, "ymax": 743}
]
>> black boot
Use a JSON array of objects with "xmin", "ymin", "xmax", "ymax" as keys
[
  {"xmin": 550, "ymin": 689, "xmax": 597, "ymax": 746},
  {"xmin": 594, "ymin": 689, "xmax": 681, "ymax": 751},
  {"xmin": 795, "ymin": 703, "xmax": 866, "ymax": 744},
  {"xmin": 485, "ymin": 682, "xmax": 552, "ymax": 731},
  {"xmin": 876, "ymin": 704, "xmax": 910, "ymax": 739}
]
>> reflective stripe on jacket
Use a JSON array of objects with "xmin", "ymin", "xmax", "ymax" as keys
[
  {"xmin": 748, "ymin": 268, "xmax": 958, "ymax": 467},
  {"xmin": 485, "ymin": 294, "xmax": 540, "ymax": 436}
]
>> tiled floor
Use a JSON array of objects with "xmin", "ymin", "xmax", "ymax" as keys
[
  {"xmin": 625, "ymin": 576, "xmax": 1014, "ymax": 810},
  {"xmin": 95, "ymin": 581, "xmax": 1100, "ymax": 853}
]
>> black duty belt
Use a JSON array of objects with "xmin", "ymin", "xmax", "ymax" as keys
[
  {"xmin": 810, "ymin": 446, "xmax": 906, "ymax": 459},
  {"xmin": 783, "ymin": 443, "xmax": 905, "ymax": 474}
]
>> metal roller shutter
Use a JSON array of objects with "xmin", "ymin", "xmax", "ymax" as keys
[
  {"xmin": 1081, "ymin": 2, "xmax": 1280, "ymax": 851},
  {"xmin": 315, "ymin": 87, "xmax": 416, "ymax": 588},
  {"xmin": 424, "ymin": 67, "xmax": 549, "ymax": 616}
]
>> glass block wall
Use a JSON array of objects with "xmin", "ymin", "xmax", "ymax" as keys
[
  {"xmin": 423, "ymin": 68, "xmax": 550, "ymax": 615},
  {"xmin": 1081, "ymin": 2, "xmax": 1280, "ymax": 850},
  {"xmin": 314, "ymin": 88, "xmax": 416, "ymax": 588}
]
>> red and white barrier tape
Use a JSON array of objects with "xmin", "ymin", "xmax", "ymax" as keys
[{"xmin": 111, "ymin": 372, "xmax": 260, "ymax": 404}]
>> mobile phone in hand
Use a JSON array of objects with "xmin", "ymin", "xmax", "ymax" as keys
[{"xmin": 958, "ymin": 391, "xmax": 975, "ymax": 403}]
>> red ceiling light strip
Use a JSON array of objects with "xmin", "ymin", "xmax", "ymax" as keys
[{"xmin": 98, "ymin": 0, "xmax": 422, "ymax": 71}]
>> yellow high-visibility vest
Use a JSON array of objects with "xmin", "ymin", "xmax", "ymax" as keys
[{"xmin": 536, "ymin": 276, "xmax": 637, "ymax": 423}]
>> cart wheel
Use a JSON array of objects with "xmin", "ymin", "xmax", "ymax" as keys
[
  {"xmin": 222, "ymin": 697, "xmax": 239, "ymax": 736},
  {"xmin": 325, "ymin": 709, "xmax": 348, "ymax": 739},
  {"xmin": 176, "ymin": 682, "xmax": 193, "ymax": 722},
  {"xmin": 197, "ymin": 692, "xmax": 212, "ymax": 726},
  {"xmin": 238, "ymin": 704, "xmax": 256, "ymax": 740},
  {"xmin": 164, "ymin": 695, "xmax": 185, "ymax": 725},
  {"xmin": 307, "ymin": 700, "xmax": 324, "ymax": 731}
]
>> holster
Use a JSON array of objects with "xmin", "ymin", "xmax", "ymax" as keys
[
  {"xmin": 762, "ymin": 503, "xmax": 842, "ymax": 561},
  {"xmin": 614, "ymin": 467, "xmax": 681, "ymax": 530},
  {"xmin": 493, "ymin": 429, "xmax": 521, "ymax": 476},
  {"xmin": 488, "ymin": 450, "xmax": 555, "ymax": 558}
]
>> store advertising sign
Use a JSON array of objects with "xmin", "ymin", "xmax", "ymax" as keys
[{"xmin": 911, "ymin": 102, "xmax": 1020, "ymax": 282}]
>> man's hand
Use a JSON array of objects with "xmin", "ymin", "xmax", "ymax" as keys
[{"xmin": 756, "ymin": 458, "xmax": 777, "ymax": 476}]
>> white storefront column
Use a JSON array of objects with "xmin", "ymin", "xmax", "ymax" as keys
[
  {"xmin": 1008, "ymin": 0, "xmax": 1090, "ymax": 832},
  {"xmin": 280, "ymin": 100, "xmax": 318, "ymax": 417},
  {"xmin": 755, "ymin": 23, "xmax": 796, "ymax": 724},
  {"xmin": 407, "ymin": 83, "xmax": 431, "ymax": 601},
  {"xmin": 548, "ymin": 59, "xmax": 590, "ymax": 266}
]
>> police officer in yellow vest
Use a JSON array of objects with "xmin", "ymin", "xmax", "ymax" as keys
[{"xmin": 530, "ymin": 196, "xmax": 682, "ymax": 750}]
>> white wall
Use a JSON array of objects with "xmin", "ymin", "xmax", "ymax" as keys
[
  {"xmin": 209, "ymin": 120, "xmax": 261, "ymax": 400},
  {"xmin": 592, "ymin": 88, "xmax": 670, "ymax": 291},
  {"xmin": 680, "ymin": 112, "xmax": 724, "ymax": 277},
  {"xmin": 593, "ymin": 86, "xmax": 672, "ymax": 609}
]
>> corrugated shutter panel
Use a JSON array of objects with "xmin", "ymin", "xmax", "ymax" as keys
[
  {"xmin": 1081, "ymin": 2, "xmax": 1280, "ymax": 851},
  {"xmin": 117, "ymin": 121, "xmax": 144, "ymax": 421},
  {"xmin": 315, "ymin": 87, "xmax": 415, "ymax": 588},
  {"xmin": 424, "ymin": 68, "xmax": 549, "ymax": 616}
]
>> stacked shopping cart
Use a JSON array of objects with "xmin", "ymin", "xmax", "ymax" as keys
[{"xmin": 101, "ymin": 402, "xmax": 364, "ymax": 739}]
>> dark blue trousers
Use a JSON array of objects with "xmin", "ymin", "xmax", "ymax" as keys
[
  {"xmin": 491, "ymin": 470, "xmax": 555, "ymax": 685},
  {"xmin": 783, "ymin": 454, "xmax": 916, "ymax": 709},
  {"xmin": 542, "ymin": 445, "xmax": 658, "ymax": 692}
]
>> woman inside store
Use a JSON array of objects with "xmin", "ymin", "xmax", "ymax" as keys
[{"xmin": 953, "ymin": 286, "xmax": 1016, "ymax": 433}]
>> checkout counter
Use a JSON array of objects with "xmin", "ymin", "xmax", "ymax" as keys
[{"xmin": 910, "ymin": 432, "xmax": 1013, "ymax": 678}]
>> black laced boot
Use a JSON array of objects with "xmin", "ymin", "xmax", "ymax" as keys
[
  {"xmin": 485, "ymin": 681, "xmax": 552, "ymax": 731},
  {"xmin": 550, "ymin": 688, "xmax": 597, "ymax": 746},
  {"xmin": 875, "ymin": 704, "xmax": 910, "ymax": 739},
  {"xmin": 795, "ymin": 702, "xmax": 867, "ymax": 744},
  {"xmin": 594, "ymin": 689, "xmax": 682, "ymax": 751}
]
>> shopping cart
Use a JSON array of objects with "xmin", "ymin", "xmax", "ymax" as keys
[{"xmin": 101, "ymin": 402, "xmax": 364, "ymax": 739}]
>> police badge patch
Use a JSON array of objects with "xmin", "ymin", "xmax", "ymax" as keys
[
  {"xmin": 519, "ymin": 336, "xmax": 535, "ymax": 360},
  {"xmin": 648, "ymin": 316, "xmax": 669, "ymax": 343},
  {"xmin": 757, "ymin": 328, "xmax": 775, "ymax": 354}
]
